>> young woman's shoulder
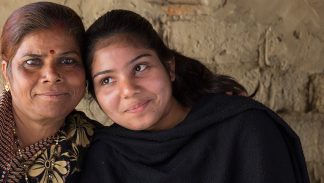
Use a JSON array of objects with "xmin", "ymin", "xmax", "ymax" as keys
[
  {"xmin": 190, "ymin": 94, "xmax": 287, "ymax": 138},
  {"xmin": 195, "ymin": 94, "xmax": 286, "ymax": 123},
  {"xmin": 187, "ymin": 94, "xmax": 285, "ymax": 129},
  {"xmin": 200, "ymin": 94, "xmax": 309, "ymax": 183}
]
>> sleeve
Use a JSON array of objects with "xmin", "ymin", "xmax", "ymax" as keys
[{"xmin": 234, "ymin": 110, "xmax": 307, "ymax": 183}]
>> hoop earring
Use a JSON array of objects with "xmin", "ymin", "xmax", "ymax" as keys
[{"xmin": 4, "ymin": 83, "xmax": 10, "ymax": 92}]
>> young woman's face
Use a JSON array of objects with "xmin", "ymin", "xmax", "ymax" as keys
[
  {"xmin": 91, "ymin": 40, "xmax": 185, "ymax": 131},
  {"xmin": 2, "ymin": 27, "xmax": 85, "ymax": 123}
]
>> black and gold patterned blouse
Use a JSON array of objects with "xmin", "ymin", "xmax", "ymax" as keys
[{"xmin": 0, "ymin": 91, "xmax": 102, "ymax": 183}]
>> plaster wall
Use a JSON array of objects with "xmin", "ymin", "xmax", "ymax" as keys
[{"xmin": 0, "ymin": 0, "xmax": 323, "ymax": 182}]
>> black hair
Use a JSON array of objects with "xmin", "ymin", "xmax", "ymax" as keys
[{"xmin": 85, "ymin": 9, "xmax": 247, "ymax": 107}]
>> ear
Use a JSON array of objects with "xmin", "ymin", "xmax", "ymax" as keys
[
  {"xmin": 166, "ymin": 58, "xmax": 176, "ymax": 82},
  {"xmin": 2, "ymin": 60, "xmax": 10, "ymax": 83}
]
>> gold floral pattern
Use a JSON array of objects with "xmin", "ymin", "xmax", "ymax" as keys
[
  {"xmin": 62, "ymin": 143, "xmax": 80, "ymax": 174},
  {"xmin": 28, "ymin": 145, "xmax": 68, "ymax": 183},
  {"xmin": 8, "ymin": 111, "xmax": 100, "ymax": 183},
  {"xmin": 0, "ymin": 90, "xmax": 101, "ymax": 183},
  {"xmin": 66, "ymin": 114, "xmax": 95, "ymax": 147}
]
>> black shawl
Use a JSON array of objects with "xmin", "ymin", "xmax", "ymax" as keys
[{"xmin": 81, "ymin": 94, "xmax": 309, "ymax": 183}]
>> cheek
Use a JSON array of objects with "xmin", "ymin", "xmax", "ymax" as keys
[
  {"xmin": 10, "ymin": 69, "xmax": 35, "ymax": 89},
  {"xmin": 145, "ymin": 73, "xmax": 172, "ymax": 97},
  {"xmin": 66, "ymin": 70, "xmax": 86, "ymax": 87},
  {"xmin": 96, "ymin": 89, "xmax": 118, "ymax": 115}
]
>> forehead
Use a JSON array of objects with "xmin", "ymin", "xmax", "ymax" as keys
[
  {"xmin": 16, "ymin": 27, "xmax": 79, "ymax": 54},
  {"xmin": 93, "ymin": 42, "xmax": 152, "ymax": 65},
  {"xmin": 92, "ymin": 41, "xmax": 161, "ymax": 74},
  {"xmin": 24, "ymin": 26, "xmax": 74, "ymax": 43},
  {"xmin": 94, "ymin": 33, "xmax": 146, "ymax": 53}
]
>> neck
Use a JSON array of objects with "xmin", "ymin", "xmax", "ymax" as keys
[{"xmin": 13, "ymin": 110, "xmax": 65, "ymax": 147}]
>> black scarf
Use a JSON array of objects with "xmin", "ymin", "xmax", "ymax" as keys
[{"xmin": 81, "ymin": 94, "xmax": 309, "ymax": 183}]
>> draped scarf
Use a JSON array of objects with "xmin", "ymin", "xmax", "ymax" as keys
[{"xmin": 81, "ymin": 94, "xmax": 310, "ymax": 183}]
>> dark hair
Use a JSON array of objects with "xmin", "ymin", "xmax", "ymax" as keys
[
  {"xmin": 85, "ymin": 9, "xmax": 247, "ymax": 107},
  {"xmin": 0, "ymin": 2, "xmax": 85, "ymax": 69}
]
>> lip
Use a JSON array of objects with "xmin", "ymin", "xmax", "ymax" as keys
[
  {"xmin": 36, "ymin": 91, "xmax": 69, "ymax": 99},
  {"xmin": 124, "ymin": 100, "xmax": 150, "ymax": 113}
]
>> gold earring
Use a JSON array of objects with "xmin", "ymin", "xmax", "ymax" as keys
[{"xmin": 4, "ymin": 83, "xmax": 10, "ymax": 92}]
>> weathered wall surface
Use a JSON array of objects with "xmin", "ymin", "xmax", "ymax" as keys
[{"xmin": 0, "ymin": 0, "xmax": 323, "ymax": 182}]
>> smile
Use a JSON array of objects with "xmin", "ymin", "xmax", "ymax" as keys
[
  {"xmin": 125, "ymin": 100, "xmax": 150, "ymax": 113},
  {"xmin": 37, "ymin": 91, "xmax": 68, "ymax": 100}
]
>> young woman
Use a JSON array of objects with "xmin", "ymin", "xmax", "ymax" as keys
[
  {"xmin": 0, "ymin": 2, "xmax": 101, "ymax": 182},
  {"xmin": 81, "ymin": 9, "xmax": 310, "ymax": 183}
]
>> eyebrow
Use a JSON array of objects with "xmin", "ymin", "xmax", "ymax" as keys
[
  {"xmin": 92, "ymin": 53, "xmax": 152, "ymax": 79},
  {"xmin": 60, "ymin": 50, "xmax": 80, "ymax": 56},
  {"xmin": 21, "ymin": 53, "xmax": 43, "ymax": 58}
]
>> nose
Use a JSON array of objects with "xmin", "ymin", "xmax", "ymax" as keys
[
  {"xmin": 41, "ymin": 64, "xmax": 63, "ymax": 83},
  {"xmin": 119, "ymin": 78, "xmax": 139, "ymax": 99}
]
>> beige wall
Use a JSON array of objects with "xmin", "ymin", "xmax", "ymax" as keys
[{"xmin": 0, "ymin": 0, "xmax": 323, "ymax": 182}]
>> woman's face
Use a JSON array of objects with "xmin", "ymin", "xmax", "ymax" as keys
[
  {"xmin": 2, "ymin": 27, "xmax": 85, "ymax": 123},
  {"xmin": 91, "ymin": 40, "xmax": 184, "ymax": 131}
]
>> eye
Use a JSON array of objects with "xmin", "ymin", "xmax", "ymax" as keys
[
  {"xmin": 101, "ymin": 77, "xmax": 115, "ymax": 85},
  {"xmin": 134, "ymin": 64, "xmax": 147, "ymax": 73},
  {"xmin": 23, "ymin": 59, "xmax": 42, "ymax": 67},
  {"xmin": 60, "ymin": 58, "xmax": 77, "ymax": 65}
]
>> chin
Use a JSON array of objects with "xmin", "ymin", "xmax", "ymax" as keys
[
  {"xmin": 126, "ymin": 124, "xmax": 149, "ymax": 131},
  {"xmin": 120, "ymin": 120, "xmax": 154, "ymax": 131},
  {"xmin": 38, "ymin": 108, "xmax": 72, "ymax": 120}
]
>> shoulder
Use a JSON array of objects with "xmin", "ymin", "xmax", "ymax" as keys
[
  {"xmin": 200, "ymin": 94, "xmax": 266, "ymax": 111},
  {"xmin": 225, "ymin": 109, "xmax": 308, "ymax": 183},
  {"xmin": 66, "ymin": 110, "xmax": 104, "ymax": 128},
  {"xmin": 188, "ymin": 94, "xmax": 300, "ymax": 140},
  {"xmin": 190, "ymin": 94, "xmax": 267, "ymax": 118},
  {"xmin": 231, "ymin": 109, "xmax": 283, "ymax": 140},
  {"xmin": 63, "ymin": 110, "xmax": 103, "ymax": 148},
  {"xmin": 187, "ymin": 94, "xmax": 278, "ymax": 127},
  {"xmin": 196, "ymin": 94, "xmax": 290, "ymax": 127}
]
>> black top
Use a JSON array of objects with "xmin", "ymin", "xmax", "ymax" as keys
[{"xmin": 80, "ymin": 94, "xmax": 309, "ymax": 183}]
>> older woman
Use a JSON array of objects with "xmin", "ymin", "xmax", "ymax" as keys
[{"xmin": 0, "ymin": 2, "xmax": 101, "ymax": 183}]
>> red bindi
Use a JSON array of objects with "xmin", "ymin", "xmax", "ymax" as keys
[{"xmin": 49, "ymin": 50, "xmax": 55, "ymax": 54}]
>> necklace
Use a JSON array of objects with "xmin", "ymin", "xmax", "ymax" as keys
[
  {"xmin": 13, "ymin": 128, "xmax": 29, "ymax": 182},
  {"xmin": 0, "ymin": 162, "xmax": 11, "ymax": 182},
  {"xmin": 10, "ymin": 128, "xmax": 61, "ymax": 183}
]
